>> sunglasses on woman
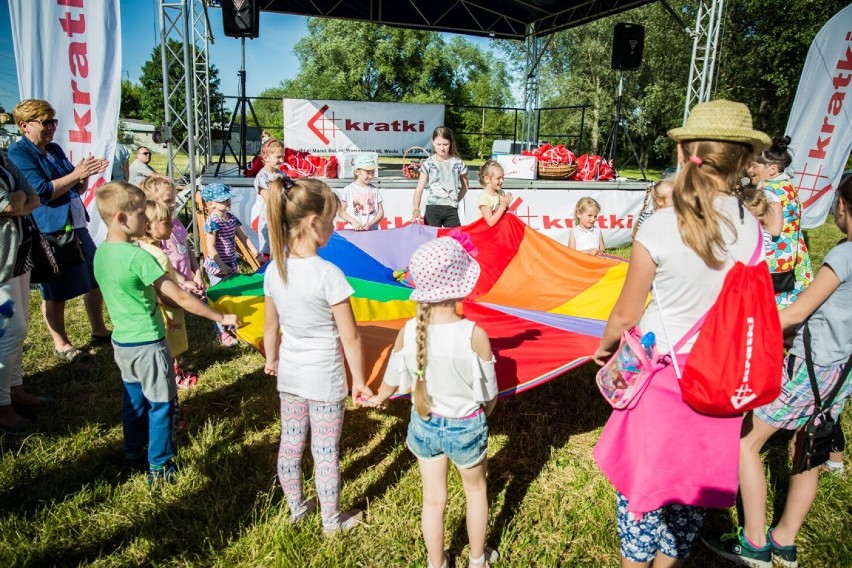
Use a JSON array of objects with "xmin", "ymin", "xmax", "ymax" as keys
[{"xmin": 31, "ymin": 118, "xmax": 59, "ymax": 127}]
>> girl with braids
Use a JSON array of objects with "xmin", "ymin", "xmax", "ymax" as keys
[
  {"xmin": 748, "ymin": 135, "xmax": 813, "ymax": 308},
  {"xmin": 592, "ymin": 100, "xmax": 769, "ymax": 567},
  {"xmin": 262, "ymin": 178, "xmax": 372, "ymax": 534},
  {"xmin": 362, "ymin": 233, "xmax": 499, "ymax": 568}
]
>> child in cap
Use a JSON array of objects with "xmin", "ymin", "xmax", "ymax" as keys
[
  {"xmin": 338, "ymin": 154, "xmax": 384, "ymax": 231},
  {"xmin": 93, "ymin": 182, "xmax": 238, "ymax": 484},
  {"xmin": 201, "ymin": 183, "xmax": 260, "ymax": 346},
  {"xmin": 361, "ymin": 232, "xmax": 499, "ymax": 568}
]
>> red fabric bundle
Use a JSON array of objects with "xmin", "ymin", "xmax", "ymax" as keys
[
  {"xmin": 521, "ymin": 143, "xmax": 576, "ymax": 165},
  {"xmin": 572, "ymin": 154, "xmax": 616, "ymax": 181},
  {"xmin": 280, "ymin": 148, "xmax": 338, "ymax": 179}
]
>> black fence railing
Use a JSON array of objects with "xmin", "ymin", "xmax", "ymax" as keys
[{"xmin": 212, "ymin": 97, "xmax": 591, "ymax": 159}]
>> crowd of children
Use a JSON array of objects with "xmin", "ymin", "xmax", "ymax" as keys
[{"xmin": 13, "ymin": 106, "xmax": 843, "ymax": 566}]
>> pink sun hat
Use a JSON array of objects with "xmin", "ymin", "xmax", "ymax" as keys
[{"xmin": 409, "ymin": 234, "xmax": 481, "ymax": 303}]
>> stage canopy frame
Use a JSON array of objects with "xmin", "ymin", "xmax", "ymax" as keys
[{"xmin": 159, "ymin": 0, "xmax": 724, "ymax": 199}]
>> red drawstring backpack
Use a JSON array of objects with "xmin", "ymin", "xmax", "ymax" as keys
[{"xmin": 676, "ymin": 231, "xmax": 783, "ymax": 415}]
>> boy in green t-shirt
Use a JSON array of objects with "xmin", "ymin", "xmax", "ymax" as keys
[{"xmin": 94, "ymin": 182, "xmax": 239, "ymax": 484}]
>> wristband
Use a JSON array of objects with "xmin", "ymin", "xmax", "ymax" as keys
[{"xmin": 412, "ymin": 208, "xmax": 421, "ymax": 214}]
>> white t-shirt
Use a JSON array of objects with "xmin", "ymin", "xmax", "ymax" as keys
[
  {"xmin": 383, "ymin": 319, "xmax": 498, "ymax": 417},
  {"xmin": 339, "ymin": 182, "xmax": 383, "ymax": 228},
  {"xmin": 636, "ymin": 195, "xmax": 761, "ymax": 352},
  {"xmin": 263, "ymin": 256, "xmax": 354, "ymax": 402}
]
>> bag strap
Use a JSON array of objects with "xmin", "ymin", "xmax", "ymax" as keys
[{"xmin": 803, "ymin": 322, "xmax": 852, "ymax": 413}]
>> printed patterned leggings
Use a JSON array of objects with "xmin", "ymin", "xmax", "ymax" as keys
[{"xmin": 278, "ymin": 393, "xmax": 345, "ymax": 529}]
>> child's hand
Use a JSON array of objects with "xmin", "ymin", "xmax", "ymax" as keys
[
  {"xmin": 351, "ymin": 384, "xmax": 374, "ymax": 405},
  {"xmin": 500, "ymin": 192, "xmax": 513, "ymax": 207},
  {"xmin": 264, "ymin": 359, "xmax": 277, "ymax": 376},
  {"xmin": 357, "ymin": 395, "xmax": 387, "ymax": 409},
  {"xmin": 220, "ymin": 313, "xmax": 240, "ymax": 328},
  {"xmin": 192, "ymin": 273, "xmax": 206, "ymax": 291},
  {"xmin": 592, "ymin": 344, "xmax": 612, "ymax": 366}
]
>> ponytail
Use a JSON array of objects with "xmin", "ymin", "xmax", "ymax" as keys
[
  {"xmin": 673, "ymin": 140, "xmax": 753, "ymax": 267},
  {"xmin": 266, "ymin": 177, "xmax": 291, "ymax": 282},
  {"xmin": 413, "ymin": 303, "xmax": 433, "ymax": 418}
]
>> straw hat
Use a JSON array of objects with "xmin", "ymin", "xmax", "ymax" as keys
[
  {"xmin": 668, "ymin": 99, "xmax": 771, "ymax": 153},
  {"xmin": 409, "ymin": 237, "xmax": 480, "ymax": 303}
]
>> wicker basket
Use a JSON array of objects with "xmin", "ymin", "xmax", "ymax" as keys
[
  {"xmin": 537, "ymin": 161, "xmax": 578, "ymax": 180},
  {"xmin": 402, "ymin": 146, "xmax": 430, "ymax": 179}
]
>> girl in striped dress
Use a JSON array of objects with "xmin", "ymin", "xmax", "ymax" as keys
[{"xmin": 201, "ymin": 183, "xmax": 260, "ymax": 346}]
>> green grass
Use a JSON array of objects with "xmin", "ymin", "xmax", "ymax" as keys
[{"xmin": 3, "ymin": 218, "xmax": 850, "ymax": 566}]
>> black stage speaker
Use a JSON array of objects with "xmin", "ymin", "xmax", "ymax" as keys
[
  {"xmin": 611, "ymin": 23, "xmax": 644, "ymax": 70},
  {"xmin": 222, "ymin": 0, "xmax": 260, "ymax": 39}
]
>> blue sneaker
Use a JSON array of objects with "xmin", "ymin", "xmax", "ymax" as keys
[
  {"xmin": 768, "ymin": 528, "xmax": 798, "ymax": 568},
  {"xmin": 147, "ymin": 461, "xmax": 178, "ymax": 486},
  {"xmin": 703, "ymin": 527, "xmax": 771, "ymax": 568}
]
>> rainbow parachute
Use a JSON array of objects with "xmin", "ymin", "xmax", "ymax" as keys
[{"xmin": 207, "ymin": 215, "xmax": 629, "ymax": 395}]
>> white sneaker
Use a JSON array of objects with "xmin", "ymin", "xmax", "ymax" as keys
[
  {"xmin": 470, "ymin": 546, "xmax": 499, "ymax": 567},
  {"xmin": 323, "ymin": 509, "xmax": 363, "ymax": 536},
  {"xmin": 289, "ymin": 497, "xmax": 317, "ymax": 524}
]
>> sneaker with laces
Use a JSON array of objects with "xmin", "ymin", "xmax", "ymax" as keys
[
  {"xmin": 147, "ymin": 461, "xmax": 178, "ymax": 486},
  {"xmin": 768, "ymin": 528, "xmax": 798, "ymax": 568},
  {"xmin": 219, "ymin": 332, "xmax": 239, "ymax": 347},
  {"xmin": 322, "ymin": 509, "xmax": 363, "ymax": 536},
  {"xmin": 289, "ymin": 497, "xmax": 318, "ymax": 524},
  {"xmin": 703, "ymin": 527, "xmax": 771, "ymax": 568}
]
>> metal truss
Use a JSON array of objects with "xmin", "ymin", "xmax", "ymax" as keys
[
  {"xmin": 682, "ymin": 0, "xmax": 725, "ymax": 123},
  {"xmin": 521, "ymin": 25, "xmax": 541, "ymax": 148},
  {"xmin": 158, "ymin": 0, "xmax": 211, "ymax": 193}
]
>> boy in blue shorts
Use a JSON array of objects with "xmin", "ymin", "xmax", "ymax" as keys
[{"xmin": 94, "ymin": 182, "xmax": 239, "ymax": 483}]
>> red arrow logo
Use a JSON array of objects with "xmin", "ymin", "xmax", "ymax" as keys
[{"xmin": 307, "ymin": 104, "xmax": 331, "ymax": 145}]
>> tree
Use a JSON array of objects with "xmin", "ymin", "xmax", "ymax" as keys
[
  {"xmin": 716, "ymin": 0, "xmax": 850, "ymax": 138},
  {"xmin": 257, "ymin": 18, "xmax": 514, "ymax": 156},
  {"xmin": 138, "ymin": 40, "xmax": 226, "ymax": 142},
  {"xmin": 120, "ymin": 80, "xmax": 143, "ymax": 119}
]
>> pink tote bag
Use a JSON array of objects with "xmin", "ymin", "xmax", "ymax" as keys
[{"xmin": 593, "ymin": 354, "xmax": 743, "ymax": 515}]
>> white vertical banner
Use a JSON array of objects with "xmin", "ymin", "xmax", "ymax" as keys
[
  {"xmin": 9, "ymin": 0, "xmax": 122, "ymax": 242},
  {"xmin": 786, "ymin": 4, "xmax": 852, "ymax": 228}
]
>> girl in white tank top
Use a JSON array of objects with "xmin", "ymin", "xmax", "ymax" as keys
[{"xmin": 361, "ymin": 233, "xmax": 499, "ymax": 568}]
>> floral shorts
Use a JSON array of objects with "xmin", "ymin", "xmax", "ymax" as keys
[{"xmin": 616, "ymin": 492, "xmax": 706, "ymax": 563}]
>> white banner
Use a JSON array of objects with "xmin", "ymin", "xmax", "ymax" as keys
[
  {"xmin": 786, "ymin": 4, "xmax": 852, "ymax": 228},
  {"xmin": 9, "ymin": 0, "xmax": 121, "ymax": 243},
  {"xmin": 230, "ymin": 185, "xmax": 643, "ymax": 249},
  {"xmin": 283, "ymin": 99, "xmax": 444, "ymax": 154}
]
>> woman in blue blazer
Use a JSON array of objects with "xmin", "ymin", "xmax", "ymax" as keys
[{"xmin": 8, "ymin": 99, "xmax": 111, "ymax": 362}]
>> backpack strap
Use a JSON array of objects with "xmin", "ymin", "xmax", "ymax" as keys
[
  {"xmin": 669, "ymin": 230, "xmax": 765, "ymax": 357},
  {"xmin": 804, "ymin": 322, "xmax": 852, "ymax": 413}
]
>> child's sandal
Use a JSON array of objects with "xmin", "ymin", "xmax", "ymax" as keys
[{"xmin": 428, "ymin": 550, "xmax": 451, "ymax": 568}]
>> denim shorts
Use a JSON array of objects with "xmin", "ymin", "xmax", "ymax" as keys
[{"xmin": 406, "ymin": 407, "xmax": 488, "ymax": 468}]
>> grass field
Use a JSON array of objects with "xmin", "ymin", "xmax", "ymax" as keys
[{"xmin": 2, "ymin": 217, "xmax": 849, "ymax": 567}]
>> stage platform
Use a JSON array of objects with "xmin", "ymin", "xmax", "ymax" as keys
[
  {"xmin": 200, "ymin": 163, "xmax": 651, "ymax": 192},
  {"xmin": 198, "ymin": 163, "xmax": 650, "ymax": 247}
]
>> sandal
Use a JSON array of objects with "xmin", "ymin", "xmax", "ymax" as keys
[
  {"xmin": 176, "ymin": 372, "xmax": 198, "ymax": 390},
  {"xmin": 55, "ymin": 346, "xmax": 90, "ymax": 362}
]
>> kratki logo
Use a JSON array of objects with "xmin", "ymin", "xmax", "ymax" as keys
[{"xmin": 307, "ymin": 104, "xmax": 425, "ymax": 145}]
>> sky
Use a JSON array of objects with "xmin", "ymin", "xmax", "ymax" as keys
[{"xmin": 0, "ymin": 0, "xmax": 497, "ymax": 113}]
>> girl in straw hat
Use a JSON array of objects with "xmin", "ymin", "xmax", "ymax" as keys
[
  {"xmin": 592, "ymin": 99, "xmax": 769, "ymax": 567},
  {"xmin": 361, "ymin": 232, "xmax": 499, "ymax": 568}
]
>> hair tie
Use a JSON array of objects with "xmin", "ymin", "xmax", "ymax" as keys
[
  {"xmin": 415, "ymin": 369, "xmax": 425, "ymax": 380},
  {"xmin": 689, "ymin": 155, "xmax": 703, "ymax": 167}
]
